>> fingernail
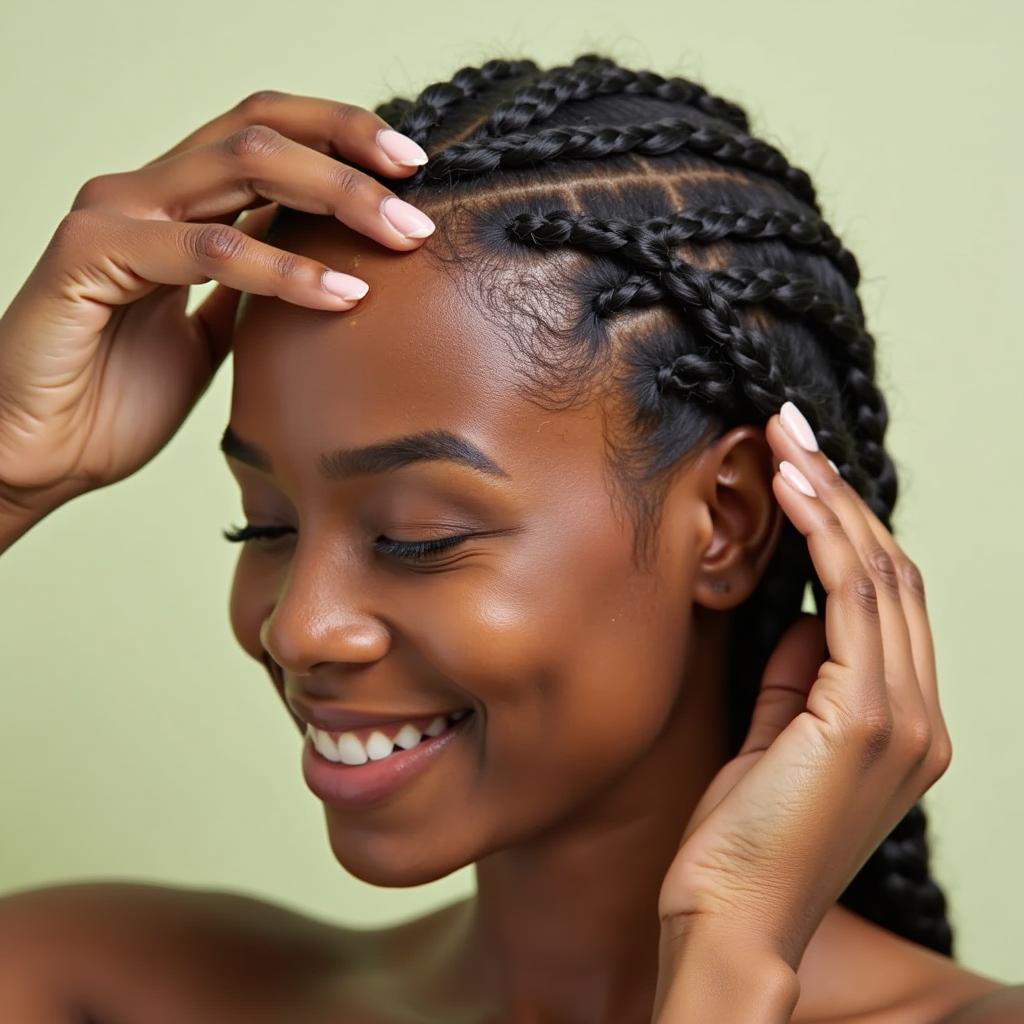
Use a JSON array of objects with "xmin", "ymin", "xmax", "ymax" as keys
[
  {"xmin": 377, "ymin": 128, "xmax": 429, "ymax": 167},
  {"xmin": 779, "ymin": 460, "xmax": 817, "ymax": 498},
  {"xmin": 779, "ymin": 401, "xmax": 819, "ymax": 452},
  {"xmin": 322, "ymin": 270, "xmax": 369, "ymax": 300},
  {"xmin": 827, "ymin": 458, "xmax": 840, "ymax": 475},
  {"xmin": 380, "ymin": 196, "xmax": 435, "ymax": 239}
]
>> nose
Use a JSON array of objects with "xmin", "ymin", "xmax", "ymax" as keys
[{"xmin": 259, "ymin": 550, "xmax": 390, "ymax": 677}]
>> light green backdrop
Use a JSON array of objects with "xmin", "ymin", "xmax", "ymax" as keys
[{"xmin": 1, "ymin": 0, "xmax": 1019, "ymax": 985}]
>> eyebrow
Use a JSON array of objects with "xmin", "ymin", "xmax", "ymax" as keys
[{"xmin": 218, "ymin": 424, "xmax": 509, "ymax": 481}]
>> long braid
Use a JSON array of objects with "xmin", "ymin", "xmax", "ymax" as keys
[
  {"xmin": 270, "ymin": 51, "xmax": 954, "ymax": 958},
  {"xmin": 420, "ymin": 117, "xmax": 820, "ymax": 211},
  {"xmin": 505, "ymin": 208, "xmax": 859, "ymax": 285},
  {"xmin": 473, "ymin": 64, "xmax": 751, "ymax": 138}
]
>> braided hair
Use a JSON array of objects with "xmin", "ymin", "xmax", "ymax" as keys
[{"xmin": 266, "ymin": 53, "xmax": 954, "ymax": 957}]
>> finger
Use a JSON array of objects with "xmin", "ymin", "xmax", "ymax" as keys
[
  {"xmin": 77, "ymin": 126, "xmax": 434, "ymax": 252},
  {"xmin": 60, "ymin": 207, "xmax": 370, "ymax": 313},
  {"xmin": 142, "ymin": 90, "xmax": 427, "ymax": 179},
  {"xmin": 763, "ymin": 436, "xmax": 889, "ymax": 728},
  {"xmin": 739, "ymin": 613, "xmax": 828, "ymax": 755},
  {"xmin": 190, "ymin": 204, "xmax": 281, "ymax": 366},
  {"xmin": 848, "ymin": 495, "xmax": 946, "ymax": 750},
  {"xmin": 766, "ymin": 411, "xmax": 924, "ymax": 723}
]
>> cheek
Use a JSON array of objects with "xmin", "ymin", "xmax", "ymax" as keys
[{"xmin": 416, "ymin": 535, "xmax": 690, "ymax": 832}]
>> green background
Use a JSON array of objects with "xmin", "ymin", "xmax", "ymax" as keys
[{"xmin": 1, "ymin": 0, "xmax": 1019, "ymax": 984}]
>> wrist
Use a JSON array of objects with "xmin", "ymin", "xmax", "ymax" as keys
[{"xmin": 652, "ymin": 919, "xmax": 800, "ymax": 1024}]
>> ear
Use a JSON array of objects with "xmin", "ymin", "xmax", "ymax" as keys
[{"xmin": 689, "ymin": 425, "xmax": 784, "ymax": 611}]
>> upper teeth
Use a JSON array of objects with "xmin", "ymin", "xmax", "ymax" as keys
[{"xmin": 308, "ymin": 709, "xmax": 470, "ymax": 765}]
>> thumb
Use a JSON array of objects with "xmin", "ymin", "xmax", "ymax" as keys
[{"xmin": 738, "ymin": 612, "xmax": 828, "ymax": 757}]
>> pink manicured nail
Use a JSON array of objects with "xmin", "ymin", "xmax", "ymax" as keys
[
  {"xmin": 380, "ymin": 196, "xmax": 435, "ymax": 239},
  {"xmin": 827, "ymin": 458, "xmax": 840, "ymax": 475},
  {"xmin": 322, "ymin": 270, "xmax": 369, "ymax": 300},
  {"xmin": 779, "ymin": 460, "xmax": 817, "ymax": 498},
  {"xmin": 377, "ymin": 128, "xmax": 429, "ymax": 167},
  {"xmin": 779, "ymin": 401, "xmax": 819, "ymax": 452}
]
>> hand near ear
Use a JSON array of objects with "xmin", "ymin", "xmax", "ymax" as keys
[{"xmin": 652, "ymin": 407, "xmax": 952, "ymax": 1020}]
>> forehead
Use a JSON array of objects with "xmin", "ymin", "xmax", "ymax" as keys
[{"xmin": 229, "ymin": 216, "xmax": 606, "ymax": 490}]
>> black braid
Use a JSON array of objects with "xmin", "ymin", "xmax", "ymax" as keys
[
  {"xmin": 384, "ymin": 57, "xmax": 541, "ymax": 145},
  {"xmin": 506, "ymin": 207, "xmax": 860, "ymax": 285},
  {"xmin": 507, "ymin": 210, "xmax": 886, "ymax": 500},
  {"xmin": 420, "ymin": 117, "xmax": 819, "ymax": 212},
  {"xmin": 473, "ymin": 62, "xmax": 750, "ymax": 138},
  {"xmin": 505, "ymin": 212, "xmax": 877, "ymax": 488},
  {"xmin": 266, "ymin": 51, "xmax": 954, "ymax": 959}
]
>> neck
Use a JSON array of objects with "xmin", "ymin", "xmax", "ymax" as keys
[{"xmin": 450, "ymin": 614, "xmax": 733, "ymax": 1024}]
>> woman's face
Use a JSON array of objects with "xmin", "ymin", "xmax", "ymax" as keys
[{"xmin": 225, "ymin": 213, "xmax": 748, "ymax": 886}]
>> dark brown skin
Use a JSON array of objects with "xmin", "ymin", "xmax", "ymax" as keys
[
  {"xmin": 220, "ymin": 214, "xmax": 1010, "ymax": 1024},
  {"xmin": 0, "ymin": 92, "xmax": 1016, "ymax": 1023}
]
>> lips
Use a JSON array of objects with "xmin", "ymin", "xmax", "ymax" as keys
[{"xmin": 268, "ymin": 658, "xmax": 471, "ymax": 736}]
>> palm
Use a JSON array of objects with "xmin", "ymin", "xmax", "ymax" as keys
[
  {"xmin": 658, "ymin": 612, "xmax": 831, "ymax": 922},
  {"xmin": 79, "ymin": 285, "xmax": 218, "ymax": 485}
]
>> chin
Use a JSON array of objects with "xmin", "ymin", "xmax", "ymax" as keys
[{"xmin": 322, "ymin": 809, "xmax": 476, "ymax": 887}]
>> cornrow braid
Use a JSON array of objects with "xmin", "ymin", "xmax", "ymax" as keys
[
  {"xmin": 505, "ymin": 211, "xmax": 878, "ymax": 493},
  {"xmin": 472, "ymin": 64, "xmax": 750, "ymax": 139},
  {"xmin": 505, "ymin": 206, "xmax": 860, "ymax": 286},
  {"xmin": 505, "ymin": 210, "xmax": 884, "ymax": 503},
  {"xmin": 380, "ymin": 57, "xmax": 540, "ymax": 144},
  {"xmin": 420, "ymin": 117, "xmax": 820, "ymax": 212},
  {"xmin": 267, "ymin": 51, "xmax": 954, "ymax": 960}
]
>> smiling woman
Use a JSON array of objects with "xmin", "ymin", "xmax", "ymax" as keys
[{"xmin": 0, "ymin": 49, "xmax": 1019, "ymax": 1024}]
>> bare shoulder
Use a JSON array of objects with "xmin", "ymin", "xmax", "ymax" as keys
[
  {"xmin": 0, "ymin": 880, "xmax": 354, "ymax": 1021},
  {"xmin": 795, "ymin": 904, "xmax": 1016, "ymax": 1024}
]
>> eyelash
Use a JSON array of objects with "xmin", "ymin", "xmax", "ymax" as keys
[{"xmin": 220, "ymin": 523, "xmax": 473, "ymax": 562}]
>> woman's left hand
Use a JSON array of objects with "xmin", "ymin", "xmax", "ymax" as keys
[{"xmin": 656, "ymin": 402, "xmax": 953, "ymax": 978}]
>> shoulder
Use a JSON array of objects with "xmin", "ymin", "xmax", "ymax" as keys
[
  {"xmin": 794, "ymin": 904, "xmax": 1015, "ymax": 1024},
  {"xmin": 932, "ymin": 986, "xmax": 1024, "ymax": 1023},
  {"xmin": 0, "ymin": 880, "xmax": 353, "ymax": 1019},
  {"xmin": 0, "ymin": 877, "xmax": 349, "ymax": 950}
]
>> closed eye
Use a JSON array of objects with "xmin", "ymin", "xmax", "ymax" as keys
[{"xmin": 221, "ymin": 523, "xmax": 474, "ymax": 562}]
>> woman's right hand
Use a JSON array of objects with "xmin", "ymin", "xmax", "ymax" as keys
[{"xmin": 0, "ymin": 90, "xmax": 434, "ymax": 519}]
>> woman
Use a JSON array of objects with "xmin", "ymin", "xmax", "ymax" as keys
[{"xmin": 0, "ymin": 52, "xmax": 1019, "ymax": 1022}]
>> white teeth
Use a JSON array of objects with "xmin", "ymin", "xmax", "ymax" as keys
[
  {"xmin": 424, "ymin": 715, "xmax": 448, "ymax": 737},
  {"xmin": 393, "ymin": 723, "xmax": 425, "ymax": 750},
  {"xmin": 335, "ymin": 732, "xmax": 368, "ymax": 766},
  {"xmin": 308, "ymin": 709, "xmax": 472, "ymax": 766},
  {"xmin": 365, "ymin": 730, "xmax": 395, "ymax": 761}
]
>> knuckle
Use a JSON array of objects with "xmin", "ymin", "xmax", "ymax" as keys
[
  {"xmin": 187, "ymin": 224, "xmax": 246, "ymax": 265},
  {"xmin": 47, "ymin": 208, "xmax": 116, "ymax": 264},
  {"xmin": 898, "ymin": 557, "xmax": 927, "ymax": 603},
  {"xmin": 235, "ymin": 89, "xmax": 289, "ymax": 114},
  {"xmin": 51, "ymin": 208, "xmax": 102, "ymax": 249},
  {"xmin": 900, "ymin": 715, "xmax": 933, "ymax": 762},
  {"xmin": 224, "ymin": 124, "xmax": 284, "ymax": 163},
  {"xmin": 327, "ymin": 101, "xmax": 361, "ymax": 132},
  {"xmin": 851, "ymin": 705, "xmax": 895, "ymax": 769},
  {"xmin": 71, "ymin": 174, "xmax": 119, "ymax": 209},
  {"xmin": 821, "ymin": 511, "xmax": 846, "ymax": 542},
  {"xmin": 928, "ymin": 729, "xmax": 953, "ymax": 777},
  {"xmin": 844, "ymin": 571, "xmax": 880, "ymax": 620},
  {"xmin": 325, "ymin": 164, "xmax": 365, "ymax": 200},
  {"xmin": 269, "ymin": 248, "xmax": 301, "ymax": 281},
  {"xmin": 866, "ymin": 546, "xmax": 900, "ymax": 597}
]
